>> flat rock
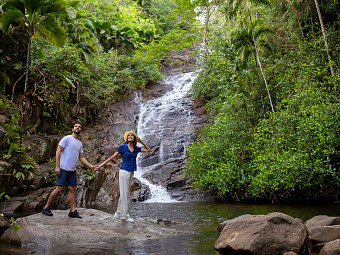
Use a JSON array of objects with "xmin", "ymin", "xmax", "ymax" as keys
[
  {"xmin": 0, "ymin": 208, "xmax": 187, "ymax": 249},
  {"xmin": 305, "ymin": 215, "xmax": 340, "ymax": 230},
  {"xmin": 0, "ymin": 200, "xmax": 24, "ymax": 217}
]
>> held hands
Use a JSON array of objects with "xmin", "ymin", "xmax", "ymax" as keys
[
  {"xmin": 55, "ymin": 167, "xmax": 61, "ymax": 176},
  {"xmin": 93, "ymin": 165, "xmax": 100, "ymax": 171}
]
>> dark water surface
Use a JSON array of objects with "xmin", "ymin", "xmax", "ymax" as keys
[{"xmin": 1, "ymin": 202, "xmax": 340, "ymax": 255}]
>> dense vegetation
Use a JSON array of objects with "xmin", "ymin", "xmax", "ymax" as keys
[
  {"xmin": 0, "ymin": 0, "xmax": 197, "ymax": 191},
  {"xmin": 0, "ymin": 0, "xmax": 339, "ymax": 203},
  {"xmin": 184, "ymin": 0, "xmax": 340, "ymax": 202}
]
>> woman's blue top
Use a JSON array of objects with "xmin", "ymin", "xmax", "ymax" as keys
[{"xmin": 117, "ymin": 144, "xmax": 141, "ymax": 171}]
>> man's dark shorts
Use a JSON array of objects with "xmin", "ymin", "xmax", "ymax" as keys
[{"xmin": 57, "ymin": 169, "xmax": 77, "ymax": 186}]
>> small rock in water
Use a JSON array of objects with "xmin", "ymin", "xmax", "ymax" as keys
[{"xmin": 157, "ymin": 218, "xmax": 181, "ymax": 226}]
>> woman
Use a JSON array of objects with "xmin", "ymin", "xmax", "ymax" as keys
[{"xmin": 97, "ymin": 131, "xmax": 152, "ymax": 223}]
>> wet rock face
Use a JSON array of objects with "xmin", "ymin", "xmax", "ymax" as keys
[
  {"xmin": 135, "ymin": 72, "xmax": 208, "ymax": 201},
  {"xmin": 79, "ymin": 70, "xmax": 208, "ymax": 203}
]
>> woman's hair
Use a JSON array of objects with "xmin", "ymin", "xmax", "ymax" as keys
[{"xmin": 126, "ymin": 134, "xmax": 137, "ymax": 148}]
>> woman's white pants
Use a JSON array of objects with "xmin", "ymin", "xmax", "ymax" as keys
[{"xmin": 116, "ymin": 169, "xmax": 134, "ymax": 219}]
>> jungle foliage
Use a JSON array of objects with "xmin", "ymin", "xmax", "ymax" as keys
[
  {"xmin": 185, "ymin": 0, "xmax": 340, "ymax": 202},
  {"xmin": 1, "ymin": 0, "xmax": 339, "ymax": 203},
  {"xmin": 0, "ymin": 0, "xmax": 196, "ymax": 186}
]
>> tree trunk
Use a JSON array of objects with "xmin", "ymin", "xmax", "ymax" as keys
[
  {"xmin": 203, "ymin": 9, "xmax": 210, "ymax": 56},
  {"xmin": 11, "ymin": 72, "xmax": 26, "ymax": 102},
  {"xmin": 3, "ymin": 65, "xmax": 6, "ymax": 96},
  {"xmin": 76, "ymin": 80, "xmax": 80, "ymax": 113},
  {"xmin": 20, "ymin": 26, "xmax": 33, "ymax": 144},
  {"xmin": 314, "ymin": 0, "xmax": 335, "ymax": 90},
  {"xmin": 249, "ymin": 11, "xmax": 275, "ymax": 114},
  {"xmin": 2, "ymin": 35, "xmax": 8, "ymax": 96}
]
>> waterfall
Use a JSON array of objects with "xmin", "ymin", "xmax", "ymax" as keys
[{"xmin": 135, "ymin": 72, "xmax": 196, "ymax": 203}]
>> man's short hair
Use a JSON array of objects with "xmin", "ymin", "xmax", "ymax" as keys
[{"xmin": 74, "ymin": 121, "xmax": 82, "ymax": 127}]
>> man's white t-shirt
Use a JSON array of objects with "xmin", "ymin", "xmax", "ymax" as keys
[{"xmin": 59, "ymin": 135, "xmax": 83, "ymax": 171}]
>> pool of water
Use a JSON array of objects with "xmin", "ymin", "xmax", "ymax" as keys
[{"xmin": 1, "ymin": 201, "xmax": 340, "ymax": 254}]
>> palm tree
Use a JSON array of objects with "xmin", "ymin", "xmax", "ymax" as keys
[
  {"xmin": 225, "ymin": 0, "xmax": 275, "ymax": 114},
  {"xmin": 0, "ymin": 0, "xmax": 68, "ymax": 143},
  {"xmin": 231, "ymin": 19, "xmax": 278, "ymax": 117}
]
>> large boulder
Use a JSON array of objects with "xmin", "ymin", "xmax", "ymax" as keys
[
  {"xmin": 0, "ymin": 208, "xmax": 187, "ymax": 252},
  {"xmin": 214, "ymin": 212, "xmax": 307, "ymax": 255},
  {"xmin": 319, "ymin": 239, "xmax": 340, "ymax": 255},
  {"xmin": 24, "ymin": 135, "xmax": 62, "ymax": 164},
  {"xmin": 0, "ymin": 126, "xmax": 8, "ymax": 148},
  {"xmin": 0, "ymin": 161, "xmax": 11, "ymax": 174},
  {"xmin": 305, "ymin": 215, "xmax": 340, "ymax": 244},
  {"xmin": 0, "ymin": 215, "xmax": 10, "ymax": 238}
]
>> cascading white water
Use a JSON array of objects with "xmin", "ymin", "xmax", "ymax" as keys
[{"xmin": 135, "ymin": 72, "xmax": 196, "ymax": 203}]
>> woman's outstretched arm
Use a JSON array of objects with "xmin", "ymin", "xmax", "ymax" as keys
[
  {"xmin": 138, "ymin": 138, "xmax": 152, "ymax": 153},
  {"xmin": 96, "ymin": 151, "xmax": 119, "ymax": 170}
]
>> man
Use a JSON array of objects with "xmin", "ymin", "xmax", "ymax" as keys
[{"xmin": 42, "ymin": 122, "xmax": 95, "ymax": 218}]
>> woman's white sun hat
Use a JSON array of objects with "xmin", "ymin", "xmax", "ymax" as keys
[{"xmin": 123, "ymin": 131, "xmax": 138, "ymax": 142}]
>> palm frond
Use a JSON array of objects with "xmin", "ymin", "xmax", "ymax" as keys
[
  {"xmin": 258, "ymin": 40, "xmax": 279, "ymax": 55},
  {"xmin": 254, "ymin": 27, "xmax": 274, "ymax": 39},
  {"xmin": 40, "ymin": 18, "xmax": 67, "ymax": 46},
  {"xmin": 25, "ymin": 0, "xmax": 43, "ymax": 16},
  {"xmin": 0, "ymin": 9, "xmax": 24, "ymax": 33},
  {"xmin": 3, "ymin": 0, "xmax": 24, "ymax": 13},
  {"xmin": 41, "ymin": 0, "xmax": 68, "ymax": 17}
]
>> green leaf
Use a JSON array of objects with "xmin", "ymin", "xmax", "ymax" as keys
[
  {"xmin": 66, "ymin": 6, "xmax": 77, "ymax": 19},
  {"xmin": 84, "ymin": 18, "xmax": 95, "ymax": 32},
  {"xmin": 15, "ymin": 172, "xmax": 24, "ymax": 180},
  {"xmin": 60, "ymin": 73, "xmax": 76, "ymax": 89}
]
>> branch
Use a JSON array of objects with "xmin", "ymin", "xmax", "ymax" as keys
[{"xmin": 11, "ymin": 72, "xmax": 26, "ymax": 103}]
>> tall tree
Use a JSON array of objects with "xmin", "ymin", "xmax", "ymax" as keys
[
  {"xmin": 225, "ymin": 0, "xmax": 275, "ymax": 114},
  {"xmin": 231, "ymin": 19, "xmax": 277, "ymax": 117},
  {"xmin": 194, "ymin": 0, "xmax": 224, "ymax": 55},
  {"xmin": 313, "ymin": 0, "xmax": 335, "ymax": 90},
  {"xmin": 0, "ymin": 0, "xmax": 68, "ymax": 143}
]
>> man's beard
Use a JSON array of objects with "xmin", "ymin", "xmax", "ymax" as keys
[{"xmin": 73, "ymin": 130, "xmax": 81, "ymax": 135}]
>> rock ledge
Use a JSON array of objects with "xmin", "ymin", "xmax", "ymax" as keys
[{"xmin": 0, "ymin": 208, "xmax": 187, "ymax": 248}]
